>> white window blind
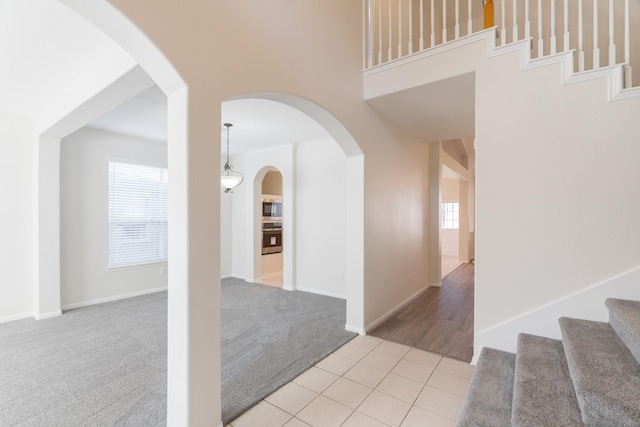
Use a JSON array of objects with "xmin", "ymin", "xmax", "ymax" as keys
[
  {"xmin": 442, "ymin": 202, "xmax": 459, "ymax": 230},
  {"xmin": 108, "ymin": 160, "xmax": 168, "ymax": 268}
]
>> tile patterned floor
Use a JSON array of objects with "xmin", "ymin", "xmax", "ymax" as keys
[{"xmin": 228, "ymin": 336, "xmax": 473, "ymax": 427}]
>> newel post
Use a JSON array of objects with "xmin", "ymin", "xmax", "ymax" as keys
[{"xmin": 483, "ymin": 0, "xmax": 495, "ymax": 29}]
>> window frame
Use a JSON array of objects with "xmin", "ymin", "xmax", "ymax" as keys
[{"xmin": 107, "ymin": 158, "xmax": 168, "ymax": 270}]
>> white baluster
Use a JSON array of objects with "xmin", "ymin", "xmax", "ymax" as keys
[
  {"xmin": 551, "ymin": 0, "xmax": 557, "ymax": 54},
  {"xmin": 398, "ymin": 0, "xmax": 403, "ymax": 57},
  {"xmin": 608, "ymin": 0, "xmax": 615, "ymax": 66},
  {"xmin": 468, "ymin": 0, "xmax": 472, "ymax": 35},
  {"xmin": 624, "ymin": 0, "xmax": 631, "ymax": 87},
  {"xmin": 364, "ymin": 0, "xmax": 370, "ymax": 68},
  {"xmin": 500, "ymin": 0, "xmax": 506, "ymax": 45},
  {"xmin": 431, "ymin": 0, "xmax": 435, "ymax": 47},
  {"xmin": 420, "ymin": 0, "xmax": 424, "ymax": 50},
  {"xmin": 442, "ymin": 0, "xmax": 447, "ymax": 43},
  {"xmin": 563, "ymin": 0, "xmax": 570, "ymax": 52},
  {"xmin": 538, "ymin": 0, "xmax": 543, "ymax": 56},
  {"xmin": 388, "ymin": 0, "xmax": 392, "ymax": 61},
  {"xmin": 455, "ymin": 0, "xmax": 460, "ymax": 39},
  {"xmin": 378, "ymin": 0, "xmax": 383, "ymax": 64},
  {"xmin": 525, "ymin": 0, "xmax": 531, "ymax": 39},
  {"xmin": 513, "ymin": 0, "xmax": 519, "ymax": 42},
  {"xmin": 593, "ymin": 0, "xmax": 599, "ymax": 69},
  {"xmin": 578, "ymin": 0, "xmax": 584, "ymax": 71},
  {"xmin": 409, "ymin": 1, "xmax": 416, "ymax": 53}
]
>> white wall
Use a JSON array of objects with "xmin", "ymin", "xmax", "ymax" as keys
[
  {"xmin": 220, "ymin": 192, "xmax": 232, "ymax": 278},
  {"xmin": 230, "ymin": 145, "xmax": 295, "ymax": 287},
  {"xmin": 296, "ymin": 138, "xmax": 347, "ymax": 298},
  {"xmin": 60, "ymin": 127, "xmax": 168, "ymax": 308},
  {"xmin": 0, "ymin": 111, "xmax": 34, "ymax": 322},
  {"xmin": 475, "ymin": 46, "xmax": 640, "ymax": 355},
  {"xmin": 226, "ymin": 138, "xmax": 349, "ymax": 299}
]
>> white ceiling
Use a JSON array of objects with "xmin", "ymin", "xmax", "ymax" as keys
[
  {"xmin": 0, "ymin": 0, "xmax": 115, "ymax": 116},
  {"xmin": 366, "ymin": 73, "xmax": 476, "ymax": 144}
]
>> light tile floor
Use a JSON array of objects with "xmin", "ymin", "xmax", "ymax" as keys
[{"xmin": 229, "ymin": 336, "xmax": 473, "ymax": 427}]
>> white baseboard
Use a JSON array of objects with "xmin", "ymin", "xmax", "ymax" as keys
[
  {"xmin": 345, "ymin": 324, "xmax": 366, "ymax": 335},
  {"xmin": 0, "ymin": 311, "xmax": 34, "ymax": 324},
  {"xmin": 295, "ymin": 286, "xmax": 346, "ymax": 300},
  {"xmin": 36, "ymin": 310, "xmax": 62, "ymax": 320},
  {"xmin": 61, "ymin": 286, "xmax": 168, "ymax": 311},
  {"xmin": 261, "ymin": 271, "xmax": 283, "ymax": 280},
  {"xmin": 221, "ymin": 274, "xmax": 233, "ymax": 279},
  {"xmin": 365, "ymin": 285, "xmax": 430, "ymax": 333}
]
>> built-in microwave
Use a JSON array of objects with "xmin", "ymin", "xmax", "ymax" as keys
[{"xmin": 262, "ymin": 198, "xmax": 283, "ymax": 220}]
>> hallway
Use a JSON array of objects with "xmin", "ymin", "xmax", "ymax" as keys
[{"xmin": 370, "ymin": 263, "xmax": 474, "ymax": 362}]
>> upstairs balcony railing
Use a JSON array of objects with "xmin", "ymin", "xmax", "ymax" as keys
[{"xmin": 363, "ymin": 0, "xmax": 638, "ymax": 89}]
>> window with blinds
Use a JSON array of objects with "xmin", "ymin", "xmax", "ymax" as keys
[{"xmin": 108, "ymin": 160, "xmax": 168, "ymax": 269}]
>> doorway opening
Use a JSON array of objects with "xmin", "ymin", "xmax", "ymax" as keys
[{"xmin": 259, "ymin": 168, "xmax": 284, "ymax": 287}]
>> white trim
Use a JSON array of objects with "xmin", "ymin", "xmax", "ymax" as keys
[
  {"xmin": 295, "ymin": 286, "xmax": 346, "ymax": 300},
  {"xmin": 35, "ymin": 310, "xmax": 62, "ymax": 320},
  {"xmin": 0, "ymin": 311, "xmax": 34, "ymax": 324},
  {"xmin": 221, "ymin": 274, "xmax": 233, "ymax": 279},
  {"xmin": 365, "ymin": 285, "xmax": 430, "ymax": 332},
  {"xmin": 363, "ymin": 28, "xmax": 496, "ymax": 76},
  {"xmin": 473, "ymin": 264, "xmax": 640, "ymax": 364},
  {"xmin": 61, "ymin": 286, "xmax": 167, "ymax": 311},
  {"xmin": 345, "ymin": 324, "xmax": 366, "ymax": 335},
  {"xmin": 260, "ymin": 271, "xmax": 283, "ymax": 280}
]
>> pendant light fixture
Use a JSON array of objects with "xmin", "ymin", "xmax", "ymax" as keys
[{"xmin": 220, "ymin": 122, "xmax": 243, "ymax": 193}]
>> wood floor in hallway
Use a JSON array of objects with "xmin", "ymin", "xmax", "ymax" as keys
[{"xmin": 369, "ymin": 263, "xmax": 474, "ymax": 362}]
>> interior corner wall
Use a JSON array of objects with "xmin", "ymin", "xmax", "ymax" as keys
[
  {"xmin": 60, "ymin": 127, "xmax": 168, "ymax": 308},
  {"xmin": 475, "ymin": 48, "xmax": 640, "ymax": 353},
  {"xmin": 0, "ymin": 111, "xmax": 34, "ymax": 321},
  {"xmin": 295, "ymin": 138, "xmax": 347, "ymax": 298}
]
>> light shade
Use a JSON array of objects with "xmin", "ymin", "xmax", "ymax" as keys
[{"xmin": 220, "ymin": 167, "xmax": 243, "ymax": 192}]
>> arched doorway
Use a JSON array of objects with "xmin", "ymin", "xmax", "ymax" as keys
[
  {"xmin": 47, "ymin": 2, "xmax": 219, "ymax": 425},
  {"xmin": 258, "ymin": 167, "xmax": 284, "ymax": 287},
  {"xmin": 221, "ymin": 93, "xmax": 365, "ymax": 333}
]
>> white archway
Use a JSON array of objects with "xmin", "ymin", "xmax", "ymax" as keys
[
  {"xmin": 51, "ymin": 1, "xmax": 219, "ymax": 425},
  {"xmin": 229, "ymin": 92, "xmax": 365, "ymax": 333}
]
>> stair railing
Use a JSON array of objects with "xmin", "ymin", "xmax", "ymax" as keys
[{"xmin": 363, "ymin": 0, "xmax": 637, "ymax": 89}]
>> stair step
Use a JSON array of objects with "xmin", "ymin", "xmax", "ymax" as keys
[
  {"xmin": 606, "ymin": 298, "xmax": 640, "ymax": 364},
  {"xmin": 559, "ymin": 317, "xmax": 640, "ymax": 427},
  {"xmin": 511, "ymin": 333, "xmax": 584, "ymax": 427},
  {"xmin": 456, "ymin": 347, "xmax": 515, "ymax": 427}
]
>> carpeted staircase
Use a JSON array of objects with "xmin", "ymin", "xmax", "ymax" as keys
[{"xmin": 457, "ymin": 298, "xmax": 640, "ymax": 427}]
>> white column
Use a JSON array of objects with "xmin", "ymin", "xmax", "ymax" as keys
[
  {"xmin": 608, "ymin": 0, "xmax": 616, "ymax": 66},
  {"xmin": 593, "ymin": 0, "xmax": 600, "ymax": 69},
  {"xmin": 428, "ymin": 142, "xmax": 442, "ymax": 288},
  {"xmin": 525, "ymin": 0, "xmax": 531, "ymax": 39},
  {"xmin": 345, "ymin": 155, "xmax": 365, "ymax": 334},
  {"xmin": 550, "ymin": 0, "xmax": 557, "ymax": 54},
  {"xmin": 624, "ymin": 0, "xmax": 632, "ymax": 87},
  {"xmin": 166, "ymin": 89, "xmax": 221, "ymax": 426},
  {"xmin": 459, "ymin": 181, "xmax": 470, "ymax": 263},
  {"xmin": 513, "ymin": 0, "xmax": 519, "ymax": 42},
  {"xmin": 431, "ymin": 0, "xmax": 435, "ymax": 46},
  {"xmin": 578, "ymin": 0, "xmax": 585, "ymax": 71},
  {"xmin": 563, "ymin": 0, "xmax": 570, "ymax": 52},
  {"xmin": 34, "ymin": 135, "xmax": 62, "ymax": 320}
]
